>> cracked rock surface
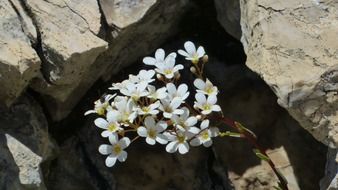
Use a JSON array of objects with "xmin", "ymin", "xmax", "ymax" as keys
[
  {"xmin": 238, "ymin": 0, "xmax": 338, "ymax": 148},
  {"xmin": 0, "ymin": 0, "xmax": 40, "ymax": 106}
]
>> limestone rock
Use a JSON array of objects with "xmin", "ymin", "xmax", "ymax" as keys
[
  {"xmin": 42, "ymin": 0, "xmax": 190, "ymax": 121},
  {"xmin": 239, "ymin": 0, "xmax": 338, "ymax": 147},
  {"xmin": 214, "ymin": 0, "xmax": 241, "ymax": 39},
  {"xmin": 0, "ymin": 0, "xmax": 40, "ymax": 106},
  {"xmin": 24, "ymin": 0, "xmax": 108, "ymax": 101},
  {"xmin": 0, "ymin": 95, "xmax": 57, "ymax": 189},
  {"xmin": 320, "ymin": 148, "xmax": 338, "ymax": 190},
  {"xmin": 207, "ymin": 61, "xmax": 327, "ymax": 189}
]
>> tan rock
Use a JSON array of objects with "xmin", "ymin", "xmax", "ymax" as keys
[
  {"xmin": 239, "ymin": 0, "xmax": 338, "ymax": 147},
  {"xmin": 0, "ymin": 0, "xmax": 40, "ymax": 106}
]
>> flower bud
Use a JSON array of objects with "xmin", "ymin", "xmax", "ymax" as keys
[
  {"xmin": 175, "ymin": 72, "xmax": 181, "ymax": 80},
  {"xmin": 156, "ymin": 74, "xmax": 163, "ymax": 80},
  {"xmin": 196, "ymin": 115, "xmax": 202, "ymax": 120},
  {"xmin": 190, "ymin": 66, "xmax": 196, "ymax": 73},
  {"xmin": 202, "ymin": 55, "xmax": 208, "ymax": 63}
]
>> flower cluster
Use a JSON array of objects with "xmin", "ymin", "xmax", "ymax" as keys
[{"xmin": 85, "ymin": 41, "xmax": 222, "ymax": 167}]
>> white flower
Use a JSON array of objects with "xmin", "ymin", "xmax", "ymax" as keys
[
  {"xmin": 166, "ymin": 83, "xmax": 189, "ymax": 102},
  {"xmin": 137, "ymin": 116, "xmax": 168, "ymax": 145},
  {"xmin": 143, "ymin": 48, "xmax": 176, "ymax": 66},
  {"xmin": 165, "ymin": 131, "xmax": 194, "ymax": 154},
  {"xmin": 109, "ymin": 80, "xmax": 131, "ymax": 90},
  {"xmin": 190, "ymin": 119, "xmax": 219, "ymax": 147},
  {"xmin": 129, "ymin": 70, "xmax": 155, "ymax": 84},
  {"xmin": 84, "ymin": 94, "xmax": 115, "ymax": 116},
  {"xmin": 112, "ymin": 97, "xmax": 137, "ymax": 124},
  {"xmin": 159, "ymin": 98, "xmax": 184, "ymax": 119},
  {"xmin": 120, "ymin": 81, "xmax": 149, "ymax": 100},
  {"xmin": 194, "ymin": 93, "xmax": 221, "ymax": 115},
  {"xmin": 154, "ymin": 54, "xmax": 183, "ymax": 79},
  {"xmin": 98, "ymin": 134, "xmax": 130, "ymax": 167},
  {"xmin": 136, "ymin": 101, "xmax": 160, "ymax": 115},
  {"xmin": 94, "ymin": 111, "xmax": 123, "ymax": 137},
  {"xmin": 171, "ymin": 107, "xmax": 199, "ymax": 133},
  {"xmin": 147, "ymin": 85, "xmax": 167, "ymax": 100},
  {"xmin": 178, "ymin": 41, "xmax": 205, "ymax": 64},
  {"xmin": 194, "ymin": 78, "xmax": 218, "ymax": 96}
]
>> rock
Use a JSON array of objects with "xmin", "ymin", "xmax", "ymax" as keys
[
  {"xmin": 207, "ymin": 61, "xmax": 327, "ymax": 189},
  {"xmin": 0, "ymin": 95, "xmax": 57, "ymax": 189},
  {"xmin": 320, "ymin": 148, "xmax": 338, "ymax": 190},
  {"xmin": 0, "ymin": 0, "xmax": 40, "ymax": 106},
  {"xmin": 40, "ymin": 0, "xmax": 190, "ymax": 121},
  {"xmin": 24, "ymin": 0, "xmax": 108, "ymax": 101},
  {"xmin": 214, "ymin": 0, "xmax": 241, "ymax": 40},
  {"xmin": 239, "ymin": 0, "xmax": 338, "ymax": 148},
  {"xmin": 46, "ymin": 120, "xmax": 232, "ymax": 190}
]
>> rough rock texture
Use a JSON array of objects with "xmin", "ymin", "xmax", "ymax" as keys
[
  {"xmin": 0, "ymin": 95, "xmax": 57, "ymax": 189},
  {"xmin": 207, "ymin": 60, "xmax": 326, "ymax": 190},
  {"xmin": 45, "ymin": 122, "xmax": 232, "ymax": 190},
  {"xmin": 41, "ymin": 0, "xmax": 190, "ymax": 121},
  {"xmin": 24, "ymin": 0, "xmax": 108, "ymax": 102},
  {"xmin": 239, "ymin": 0, "xmax": 338, "ymax": 148},
  {"xmin": 0, "ymin": 0, "xmax": 40, "ymax": 106},
  {"xmin": 320, "ymin": 148, "xmax": 338, "ymax": 190},
  {"xmin": 214, "ymin": 0, "xmax": 241, "ymax": 40}
]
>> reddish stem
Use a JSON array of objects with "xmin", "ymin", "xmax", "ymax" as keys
[{"xmin": 216, "ymin": 116, "xmax": 289, "ymax": 190}]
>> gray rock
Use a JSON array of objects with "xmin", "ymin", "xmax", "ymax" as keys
[
  {"xmin": 0, "ymin": 95, "xmax": 57, "ymax": 190},
  {"xmin": 214, "ymin": 0, "xmax": 241, "ymax": 39},
  {"xmin": 41, "ymin": 0, "xmax": 190, "ymax": 121},
  {"xmin": 320, "ymin": 148, "xmax": 338, "ymax": 190},
  {"xmin": 239, "ymin": 0, "xmax": 338, "ymax": 147},
  {"xmin": 0, "ymin": 0, "xmax": 40, "ymax": 106},
  {"xmin": 24, "ymin": 0, "xmax": 108, "ymax": 101}
]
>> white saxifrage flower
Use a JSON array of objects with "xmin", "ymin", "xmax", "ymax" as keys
[
  {"xmin": 171, "ymin": 107, "xmax": 199, "ymax": 134},
  {"xmin": 137, "ymin": 116, "xmax": 168, "ymax": 145},
  {"xmin": 84, "ymin": 94, "xmax": 115, "ymax": 116},
  {"xmin": 159, "ymin": 98, "xmax": 184, "ymax": 119},
  {"xmin": 166, "ymin": 83, "xmax": 190, "ymax": 102},
  {"xmin": 190, "ymin": 119, "xmax": 219, "ymax": 147},
  {"xmin": 120, "ymin": 81, "xmax": 149, "ymax": 101},
  {"xmin": 134, "ymin": 69, "xmax": 156, "ymax": 84},
  {"xmin": 98, "ymin": 134, "xmax": 130, "ymax": 167},
  {"xmin": 111, "ymin": 97, "xmax": 137, "ymax": 124},
  {"xmin": 154, "ymin": 53, "xmax": 183, "ymax": 79},
  {"xmin": 194, "ymin": 78, "xmax": 218, "ymax": 96},
  {"xmin": 143, "ymin": 48, "xmax": 176, "ymax": 66},
  {"xmin": 194, "ymin": 93, "xmax": 221, "ymax": 115},
  {"xmin": 147, "ymin": 85, "xmax": 167, "ymax": 100},
  {"xmin": 136, "ymin": 101, "xmax": 160, "ymax": 115},
  {"xmin": 94, "ymin": 111, "xmax": 123, "ymax": 137},
  {"xmin": 178, "ymin": 41, "xmax": 205, "ymax": 64},
  {"xmin": 165, "ymin": 131, "xmax": 194, "ymax": 154}
]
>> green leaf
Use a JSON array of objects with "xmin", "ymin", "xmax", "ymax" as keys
[{"xmin": 253, "ymin": 149, "xmax": 270, "ymax": 161}]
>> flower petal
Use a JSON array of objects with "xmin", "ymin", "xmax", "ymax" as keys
[
  {"xmin": 137, "ymin": 127, "xmax": 148, "ymax": 137},
  {"xmin": 144, "ymin": 116, "xmax": 155, "ymax": 128},
  {"xmin": 193, "ymin": 78, "xmax": 205, "ymax": 90},
  {"xmin": 195, "ymin": 93, "xmax": 206, "ymax": 103},
  {"xmin": 212, "ymin": 105, "xmax": 221, "ymax": 112},
  {"xmin": 105, "ymin": 155, "xmax": 117, "ymax": 167},
  {"xmin": 200, "ymin": 120, "xmax": 209, "ymax": 130},
  {"xmin": 203, "ymin": 140, "xmax": 213, "ymax": 147},
  {"xmin": 207, "ymin": 95, "xmax": 217, "ymax": 105},
  {"xmin": 108, "ymin": 133, "xmax": 118, "ymax": 144},
  {"xmin": 197, "ymin": 46, "xmax": 205, "ymax": 57},
  {"xmin": 190, "ymin": 138, "xmax": 201, "ymax": 147},
  {"xmin": 184, "ymin": 41, "xmax": 196, "ymax": 55},
  {"xmin": 166, "ymin": 141, "xmax": 178, "ymax": 153},
  {"xmin": 117, "ymin": 151, "xmax": 128, "ymax": 162},
  {"xmin": 155, "ymin": 48, "xmax": 165, "ymax": 61},
  {"xmin": 94, "ymin": 118, "xmax": 108, "ymax": 129},
  {"xmin": 189, "ymin": 127, "xmax": 200, "ymax": 134},
  {"xmin": 119, "ymin": 137, "xmax": 131, "ymax": 149},
  {"xmin": 84, "ymin": 110, "xmax": 96, "ymax": 115},
  {"xmin": 166, "ymin": 83, "xmax": 176, "ymax": 95},
  {"xmin": 98, "ymin": 144, "xmax": 112, "ymax": 155},
  {"xmin": 185, "ymin": 116, "xmax": 197, "ymax": 127},
  {"xmin": 178, "ymin": 143, "xmax": 189, "ymax": 154},
  {"xmin": 143, "ymin": 57, "xmax": 156, "ymax": 65},
  {"xmin": 156, "ymin": 134, "xmax": 168, "ymax": 144},
  {"xmin": 210, "ymin": 127, "xmax": 219, "ymax": 137},
  {"xmin": 107, "ymin": 110, "xmax": 119, "ymax": 122},
  {"xmin": 101, "ymin": 130, "xmax": 112, "ymax": 138},
  {"xmin": 178, "ymin": 49, "xmax": 189, "ymax": 57},
  {"xmin": 146, "ymin": 137, "xmax": 156, "ymax": 145}
]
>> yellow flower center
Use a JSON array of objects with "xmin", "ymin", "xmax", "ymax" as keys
[
  {"xmin": 164, "ymin": 69, "xmax": 172, "ymax": 75},
  {"xmin": 108, "ymin": 123, "xmax": 118, "ymax": 132},
  {"xmin": 192, "ymin": 54, "xmax": 199, "ymax": 64},
  {"xmin": 142, "ymin": 107, "xmax": 150, "ymax": 113},
  {"xmin": 113, "ymin": 144, "xmax": 122, "ymax": 154},
  {"xmin": 96, "ymin": 102, "xmax": 109, "ymax": 116},
  {"xmin": 205, "ymin": 87, "xmax": 213, "ymax": 95},
  {"xmin": 177, "ymin": 134, "xmax": 185, "ymax": 143},
  {"xmin": 201, "ymin": 131, "xmax": 210, "ymax": 140},
  {"xmin": 148, "ymin": 129, "xmax": 156, "ymax": 139},
  {"xmin": 203, "ymin": 104, "xmax": 211, "ymax": 110}
]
